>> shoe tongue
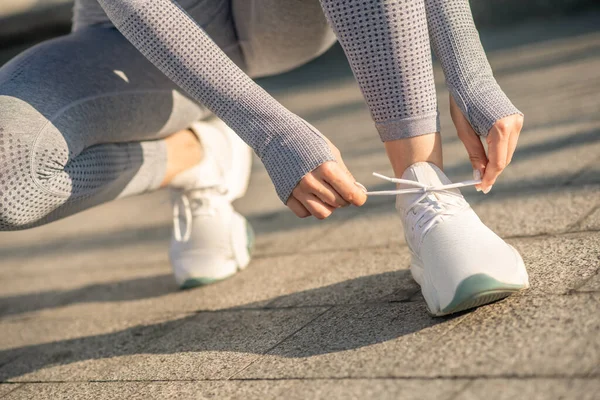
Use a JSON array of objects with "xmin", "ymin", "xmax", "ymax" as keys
[
  {"xmin": 170, "ymin": 153, "xmax": 223, "ymax": 190},
  {"xmin": 395, "ymin": 162, "xmax": 460, "ymax": 213}
]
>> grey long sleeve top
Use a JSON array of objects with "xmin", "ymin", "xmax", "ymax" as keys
[
  {"xmin": 97, "ymin": 0, "xmax": 336, "ymax": 203},
  {"xmin": 97, "ymin": 0, "xmax": 520, "ymax": 203}
]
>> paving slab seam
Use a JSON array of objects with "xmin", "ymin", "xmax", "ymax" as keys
[
  {"xmin": 502, "ymin": 227, "xmax": 600, "ymax": 242},
  {"xmin": 566, "ymin": 204, "xmax": 600, "ymax": 232},
  {"xmin": 7, "ymin": 374, "xmax": 598, "ymax": 384},
  {"xmin": 571, "ymin": 267, "xmax": 600, "ymax": 293},
  {"xmin": 226, "ymin": 306, "xmax": 335, "ymax": 380},
  {"xmin": 0, "ymin": 383, "xmax": 21, "ymax": 399},
  {"xmin": 445, "ymin": 379, "xmax": 476, "ymax": 400},
  {"xmin": 564, "ymin": 159, "xmax": 600, "ymax": 187}
]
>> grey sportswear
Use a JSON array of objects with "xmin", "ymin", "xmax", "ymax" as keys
[{"xmin": 0, "ymin": 0, "xmax": 520, "ymax": 230}]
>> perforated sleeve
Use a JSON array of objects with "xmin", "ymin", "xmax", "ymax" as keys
[
  {"xmin": 96, "ymin": 0, "xmax": 335, "ymax": 203},
  {"xmin": 319, "ymin": 0, "xmax": 440, "ymax": 141},
  {"xmin": 425, "ymin": 0, "xmax": 522, "ymax": 136}
]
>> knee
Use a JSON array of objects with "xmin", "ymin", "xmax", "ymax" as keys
[{"xmin": 0, "ymin": 97, "xmax": 62, "ymax": 231}]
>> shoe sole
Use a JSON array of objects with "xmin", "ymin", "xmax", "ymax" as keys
[
  {"xmin": 179, "ymin": 219, "xmax": 255, "ymax": 290},
  {"xmin": 434, "ymin": 273, "xmax": 526, "ymax": 317},
  {"xmin": 411, "ymin": 246, "xmax": 529, "ymax": 317}
]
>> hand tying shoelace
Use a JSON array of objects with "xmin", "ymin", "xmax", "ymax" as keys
[{"xmin": 362, "ymin": 172, "xmax": 481, "ymax": 196}]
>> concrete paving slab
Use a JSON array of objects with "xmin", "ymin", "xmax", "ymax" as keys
[
  {"xmin": 99, "ymin": 307, "xmax": 328, "ymax": 381},
  {"xmin": 509, "ymin": 232, "xmax": 600, "ymax": 295},
  {"xmin": 0, "ymin": 190, "xmax": 170, "ymax": 265},
  {"xmin": 580, "ymin": 206, "xmax": 600, "ymax": 231},
  {"xmin": 262, "ymin": 248, "xmax": 416, "ymax": 308},
  {"xmin": 407, "ymin": 294, "xmax": 600, "ymax": 378},
  {"xmin": 473, "ymin": 187, "xmax": 600, "ymax": 238},
  {"xmin": 0, "ymin": 384, "xmax": 20, "ymax": 397},
  {"xmin": 238, "ymin": 294, "xmax": 599, "ymax": 379},
  {"xmin": 236, "ymin": 302, "xmax": 467, "ymax": 379},
  {"xmin": 0, "ymin": 247, "xmax": 416, "ymax": 324},
  {"xmin": 3, "ymin": 382, "xmax": 145, "ymax": 400},
  {"xmin": 132, "ymin": 379, "xmax": 468, "ymax": 400},
  {"xmin": 0, "ymin": 264, "xmax": 172, "ymax": 316},
  {"xmin": 0, "ymin": 313, "xmax": 188, "ymax": 382},
  {"xmin": 457, "ymin": 379, "xmax": 600, "ymax": 400},
  {"xmin": 0, "ymin": 308, "xmax": 190, "ymax": 351},
  {"xmin": 577, "ymin": 271, "xmax": 600, "ymax": 293}
]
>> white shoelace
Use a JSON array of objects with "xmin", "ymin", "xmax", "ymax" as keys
[
  {"xmin": 173, "ymin": 185, "xmax": 227, "ymax": 242},
  {"xmin": 364, "ymin": 172, "xmax": 481, "ymax": 197},
  {"xmin": 363, "ymin": 173, "xmax": 482, "ymax": 235}
]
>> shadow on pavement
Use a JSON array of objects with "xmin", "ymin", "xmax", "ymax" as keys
[{"xmin": 0, "ymin": 270, "xmax": 455, "ymax": 381}]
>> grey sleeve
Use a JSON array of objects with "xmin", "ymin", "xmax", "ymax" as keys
[
  {"xmin": 425, "ymin": 0, "xmax": 522, "ymax": 136},
  {"xmin": 96, "ymin": 0, "xmax": 335, "ymax": 203},
  {"xmin": 319, "ymin": 0, "xmax": 440, "ymax": 142}
]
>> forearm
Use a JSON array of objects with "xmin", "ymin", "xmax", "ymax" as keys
[
  {"xmin": 96, "ymin": 0, "xmax": 335, "ymax": 202},
  {"xmin": 319, "ymin": 0, "xmax": 439, "ymax": 141},
  {"xmin": 425, "ymin": 0, "xmax": 521, "ymax": 136}
]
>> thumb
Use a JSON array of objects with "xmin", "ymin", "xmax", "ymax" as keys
[
  {"xmin": 450, "ymin": 94, "xmax": 488, "ymax": 189},
  {"xmin": 458, "ymin": 129, "xmax": 488, "ymax": 190}
]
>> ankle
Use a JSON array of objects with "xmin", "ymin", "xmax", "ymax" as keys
[
  {"xmin": 384, "ymin": 133, "xmax": 443, "ymax": 178},
  {"xmin": 161, "ymin": 129, "xmax": 204, "ymax": 187}
]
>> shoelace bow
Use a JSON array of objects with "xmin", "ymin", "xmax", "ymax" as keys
[
  {"xmin": 173, "ymin": 185, "xmax": 228, "ymax": 242},
  {"xmin": 362, "ymin": 173, "xmax": 482, "ymax": 233}
]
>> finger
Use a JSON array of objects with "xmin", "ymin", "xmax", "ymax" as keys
[
  {"xmin": 297, "ymin": 192, "xmax": 336, "ymax": 220},
  {"xmin": 457, "ymin": 126, "xmax": 488, "ymax": 190},
  {"xmin": 506, "ymin": 129, "xmax": 520, "ymax": 166},
  {"xmin": 482, "ymin": 130, "xmax": 510, "ymax": 193},
  {"xmin": 286, "ymin": 196, "xmax": 310, "ymax": 218},
  {"xmin": 318, "ymin": 162, "xmax": 367, "ymax": 207},
  {"xmin": 506, "ymin": 117, "xmax": 523, "ymax": 165},
  {"xmin": 312, "ymin": 179, "xmax": 350, "ymax": 208}
]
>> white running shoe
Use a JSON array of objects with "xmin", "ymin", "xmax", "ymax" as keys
[
  {"xmin": 367, "ymin": 162, "xmax": 529, "ymax": 316},
  {"xmin": 169, "ymin": 118, "xmax": 253, "ymax": 289}
]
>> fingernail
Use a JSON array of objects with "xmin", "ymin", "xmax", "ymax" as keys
[
  {"xmin": 354, "ymin": 182, "xmax": 367, "ymax": 193},
  {"xmin": 473, "ymin": 169, "xmax": 482, "ymax": 181},
  {"xmin": 476, "ymin": 187, "xmax": 482, "ymax": 192},
  {"xmin": 482, "ymin": 185, "xmax": 493, "ymax": 194}
]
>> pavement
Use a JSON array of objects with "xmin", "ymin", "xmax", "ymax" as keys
[{"xmin": 0, "ymin": 11, "xmax": 599, "ymax": 400}]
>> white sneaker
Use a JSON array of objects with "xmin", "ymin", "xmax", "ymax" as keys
[
  {"xmin": 169, "ymin": 118, "xmax": 253, "ymax": 289},
  {"xmin": 367, "ymin": 162, "xmax": 529, "ymax": 316}
]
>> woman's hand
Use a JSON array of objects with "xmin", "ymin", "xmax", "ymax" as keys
[
  {"xmin": 286, "ymin": 137, "xmax": 367, "ymax": 219},
  {"xmin": 450, "ymin": 94, "xmax": 523, "ymax": 193}
]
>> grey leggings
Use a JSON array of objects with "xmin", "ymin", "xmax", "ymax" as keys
[{"xmin": 0, "ymin": 1, "xmax": 336, "ymax": 230}]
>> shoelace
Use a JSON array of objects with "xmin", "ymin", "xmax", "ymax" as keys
[
  {"xmin": 173, "ymin": 185, "xmax": 228, "ymax": 242},
  {"xmin": 362, "ymin": 173, "xmax": 482, "ymax": 235}
]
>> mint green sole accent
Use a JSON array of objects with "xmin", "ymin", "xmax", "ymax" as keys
[
  {"xmin": 246, "ymin": 220, "xmax": 255, "ymax": 256},
  {"xmin": 180, "ymin": 277, "xmax": 224, "ymax": 290},
  {"xmin": 439, "ymin": 273, "xmax": 526, "ymax": 316}
]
